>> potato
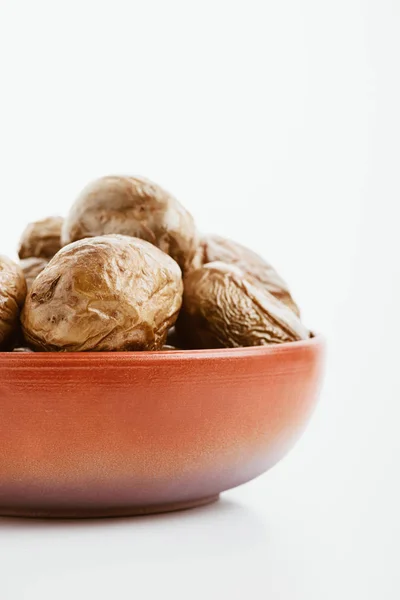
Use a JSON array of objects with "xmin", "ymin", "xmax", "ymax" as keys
[
  {"xmin": 202, "ymin": 234, "xmax": 300, "ymax": 316},
  {"xmin": 62, "ymin": 176, "xmax": 200, "ymax": 273},
  {"xmin": 176, "ymin": 262, "xmax": 309, "ymax": 349},
  {"xmin": 22, "ymin": 235, "xmax": 183, "ymax": 352},
  {"xmin": 18, "ymin": 216, "xmax": 63, "ymax": 260},
  {"xmin": 19, "ymin": 257, "xmax": 48, "ymax": 291},
  {"xmin": 0, "ymin": 255, "xmax": 27, "ymax": 350}
]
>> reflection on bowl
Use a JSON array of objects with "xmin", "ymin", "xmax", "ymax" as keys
[{"xmin": 0, "ymin": 336, "xmax": 324, "ymax": 518}]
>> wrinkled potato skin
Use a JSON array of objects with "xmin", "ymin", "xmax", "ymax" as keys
[
  {"xmin": 62, "ymin": 176, "xmax": 200, "ymax": 273},
  {"xmin": 177, "ymin": 262, "xmax": 308, "ymax": 349},
  {"xmin": 0, "ymin": 256, "xmax": 27, "ymax": 350},
  {"xmin": 202, "ymin": 235, "xmax": 300, "ymax": 316},
  {"xmin": 22, "ymin": 235, "xmax": 183, "ymax": 352},
  {"xmin": 20, "ymin": 257, "xmax": 48, "ymax": 291},
  {"xmin": 18, "ymin": 216, "xmax": 64, "ymax": 260}
]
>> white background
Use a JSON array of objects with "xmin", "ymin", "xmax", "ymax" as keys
[{"xmin": 0, "ymin": 1, "xmax": 399, "ymax": 598}]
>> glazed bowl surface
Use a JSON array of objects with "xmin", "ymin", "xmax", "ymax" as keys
[{"xmin": 0, "ymin": 336, "xmax": 325, "ymax": 518}]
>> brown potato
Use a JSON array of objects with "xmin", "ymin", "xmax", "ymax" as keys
[
  {"xmin": 62, "ymin": 176, "xmax": 200, "ymax": 273},
  {"xmin": 20, "ymin": 257, "xmax": 48, "ymax": 291},
  {"xmin": 0, "ymin": 255, "xmax": 27, "ymax": 350},
  {"xmin": 202, "ymin": 234, "xmax": 300, "ymax": 316},
  {"xmin": 18, "ymin": 216, "xmax": 64, "ymax": 260},
  {"xmin": 22, "ymin": 235, "xmax": 183, "ymax": 352},
  {"xmin": 176, "ymin": 262, "xmax": 309, "ymax": 349}
]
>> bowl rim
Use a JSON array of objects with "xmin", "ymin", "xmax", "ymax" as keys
[{"xmin": 0, "ymin": 334, "xmax": 324, "ymax": 363}]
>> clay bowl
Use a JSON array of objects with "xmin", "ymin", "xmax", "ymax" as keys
[{"xmin": 0, "ymin": 335, "xmax": 324, "ymax": 518}]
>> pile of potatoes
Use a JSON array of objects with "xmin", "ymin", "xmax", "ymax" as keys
[{"xmin": 0, "ymin": 176, "xmax": 309, "ymax": 353}]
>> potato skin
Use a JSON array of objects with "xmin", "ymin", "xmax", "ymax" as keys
[
  {"xmin": 22, "ymin": 235, "xmax": 183, "ymax": 352},
  {"xmin": 18, "ymin": 216, "xmax": 63, "ymax": 260},
  {"xmin": 19, "ymin": 257, "xmax": 48, "ymax": 291},
  {"xmin": 0, "ymin": 255, "xmax": 27, "ymax": 350},
  {"xmin": 177, "ymin": 262, "xmax": 308, "ymax": 349},
  {"xmin": 202, "ymin": 234, "xmax": 300, "ymax": 316},
  {"xmin": 62, "ymin": 176, "xmax": 200, "ymax": 273}
]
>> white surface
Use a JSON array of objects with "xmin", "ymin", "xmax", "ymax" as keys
[{"xmin": 0, "ymin": 1, "xmax": 399, "ymax": 598}]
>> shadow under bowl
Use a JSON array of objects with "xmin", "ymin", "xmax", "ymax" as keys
[{"xmin": 0, "ymin": 336, "xmax": 325, "ymax": 518}]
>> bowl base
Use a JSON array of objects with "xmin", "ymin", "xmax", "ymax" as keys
[{"xmin": 0, "ymin": 494, "xmax": 220, "ymax": 519}]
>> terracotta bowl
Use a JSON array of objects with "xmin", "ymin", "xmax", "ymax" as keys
[{"xmin": 0, "ymin": 336, "xmax": 325, "ymax": 518}]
